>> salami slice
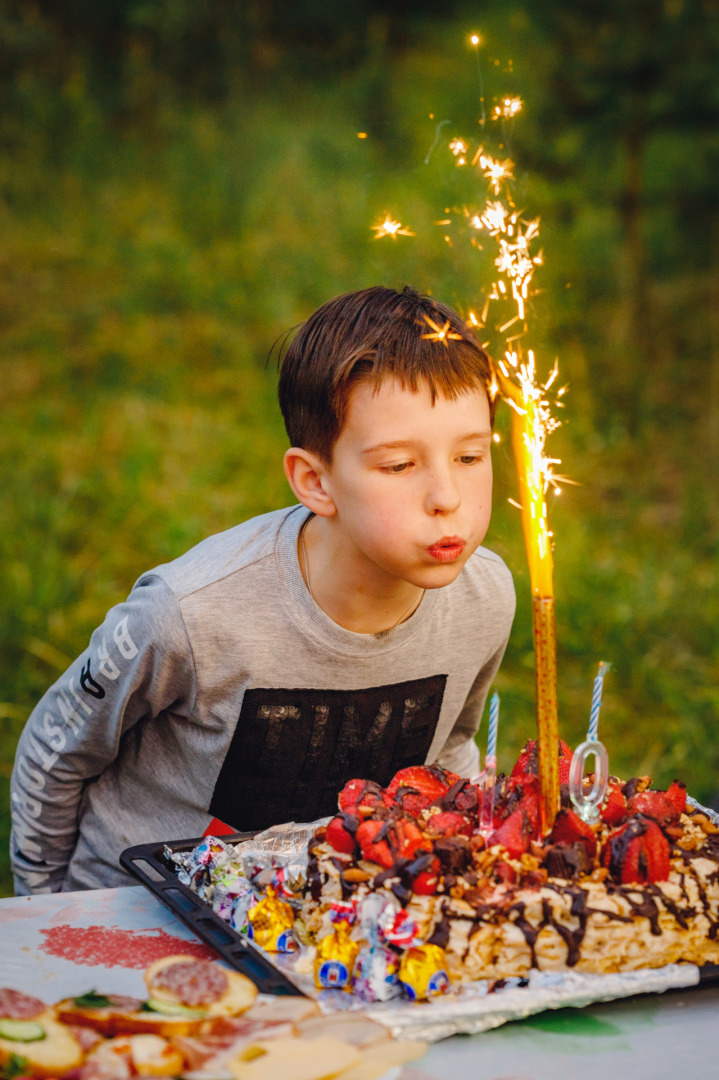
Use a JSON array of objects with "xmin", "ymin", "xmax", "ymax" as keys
[
  {"xmin": 0, "ymin": 987, "xmax": 46, "ymax": 1020},
  {"xmin": 152, "ymin": 960, "xmax": 228, "ymax": 1007},
  {"xmin": 105, "ymin": 996, "xmax": 143, "ymax": 1012},
  {"xmin": 67, "ymin": 1025, "xmax": 105, "ymax": 1053}
]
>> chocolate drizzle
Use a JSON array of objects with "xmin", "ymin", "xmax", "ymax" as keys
[
  {"xmin": 372, "ymin": 849, "xmax": 436, "ymax": 905},
  {"xmin": 427, "ymin": 911, "xmax": 451, "ymax": 950},
  {"xmin": 307, "ymin": 837, "xmax": 325, "ymax": 902},
  {"xmin": 438, "ymin": 779, "xmax": 479, "ymax": 816},
  {"xmin": 610, "ymin": 885, "xmax": 662, "ymax": 935},
  {"xmin": 305, "ymin": 764, "xmax": 719, "ymax": 979},
  {"xmin": 509, "ymin": 901, "xmax": 542, "ymax": 967}
]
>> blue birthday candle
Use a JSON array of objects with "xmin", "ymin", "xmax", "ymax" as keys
[
  {"xmin": 587, "ymin": 662, "xmax": 611, "ymax": 742},
  {"xmin": 479, "ymin": 691, "xmax": 500, "ymax": 837}
]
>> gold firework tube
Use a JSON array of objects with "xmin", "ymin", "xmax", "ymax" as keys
[{"xmin": 533, "ymin": 596, "xmax": 559, "ymax": 832}]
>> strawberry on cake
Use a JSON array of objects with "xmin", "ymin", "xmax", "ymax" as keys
[{"xmin": 299, "ymin": 743, "xmax": 719, "ymax": 980}]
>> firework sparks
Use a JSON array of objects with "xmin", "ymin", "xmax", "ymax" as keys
[
  {"xmin": 450, "ymin": 137, "xmax": 469, "ymax": 163},
  {"xmin": 476, "ymin": 151, "xmax": 515, "ymax": 194},
  {"xmin": 443, "ymin": 65, "xmax": 565, "ymax": 832},
  {"xmin": 478, "ymin": 201, "xmax": 514, "ymax": 235},
  {"xmin": 493, "ymin": 96, "xmax": 523, "ymax": 120},
  {"xmin": 421, "ymin": 315, "xmax": 463, "ymax": 345},
  {"xmin": 370, "ymin": 216, "xmax": 415, "ymax": 239}
]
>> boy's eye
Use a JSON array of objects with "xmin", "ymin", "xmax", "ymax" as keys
[
  {"xmin": 459, "ymin": 454, "xmax": 483, "ymax": 465},
  {"xmin": 383, "ymin": 462, "xmax": 411, "ymax": 473}
]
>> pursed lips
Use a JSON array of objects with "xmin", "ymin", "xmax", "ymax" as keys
[{"xmin": 427, "ymin": 536, "xmax": 466, "ymax": 561}]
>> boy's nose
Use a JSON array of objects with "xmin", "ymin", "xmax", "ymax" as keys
[{"xmin": 425, "ymin": 470, "xmax": 461, "ymax": 514}]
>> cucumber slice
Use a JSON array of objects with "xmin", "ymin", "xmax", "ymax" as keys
[
  {"xmin": 0, "ymin": 1020, "xmax": 46, "ymax": 1043},
  {"xmin": 142, "ymin": 998, "xmax": 206, "ymax": 1019}
]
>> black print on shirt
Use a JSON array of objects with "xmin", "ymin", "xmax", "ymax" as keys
[
  {"xmin": 80, "ymin": 658, "xmax": 105, "ymax": 699},
  {"xmin": 209, "ymin": 675, "xmax": 448, "ymax": 832}
]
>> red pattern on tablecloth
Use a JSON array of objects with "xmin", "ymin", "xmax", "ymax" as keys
[{"xmin": 39, "ymin": 924, "xmax": 218, "ymax": 968}]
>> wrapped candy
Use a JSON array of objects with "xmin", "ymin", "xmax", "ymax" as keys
[
  {"xmin": 238, "ymin": 821, "xmax": 312, "ymax": 896},
  {"xmin": 358, "ymin": 892, "xmax": 398, "ymax": 941},
  {"xmin": 211, "ymin": 866, "xmax": 251, "ymax": 922},
  {"xmin": 398, "ymin": 944, "xmax": 451, "ymax": 1001},
  {"xmin": 246, "ymin": 885, "xmax": 298, "ymax": 952},
  {"xmin": 379, "ymin": 907, "xmax": 421, "ymax": 950},
  {"xmin": 352, "ymin": 943, "xmax": 401, "ymax": 1002},
  {"xmin": 350, "ymin": 892, "xmax": 402, "ymax": 1002},
  {"xmin": 314, "ymin": 919, "xmax": 360, "ymax": 990},
  {"xmin": 270, "ymin": 864, "xmax": 305, "ymax": 903},
  {"xmin": 229, "ymin": 885, "xmax": 255, "ymax": 933},
  {"xmin": 166, "ymin": 836, "xmax": 235, "ymax": 901}
]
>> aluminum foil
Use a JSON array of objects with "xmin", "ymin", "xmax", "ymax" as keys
[
  {"xmin": 181, "ymin": 802, "xmax": 718, "ymax": 1043},
  {"xmin": 336, "ymin": 964, "xmax": 701, "ymax": 1041}
]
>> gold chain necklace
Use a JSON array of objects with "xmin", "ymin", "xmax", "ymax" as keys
[{"xmin": 300, "ymin": 518, "xmax": 424, "ymax": 630}]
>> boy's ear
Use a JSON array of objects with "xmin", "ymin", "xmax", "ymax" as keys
[{"xmin": 283, "ymin": 447, "xmax": 337, "ymax": 517}]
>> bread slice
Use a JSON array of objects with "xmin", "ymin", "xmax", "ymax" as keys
[
  {"xmin": 0, "ymin": 1012, "xmax": 84, "ymax": 1079},
  {"xmin": 57, "ymin": 957, "xmax": 257, "ymax": 1038},
  {"xmin": 144, "ymin": 955, "xmax": 258, "ymax": 1018},
  {"xmin": 55, "ymin": 995, "xmax": 208, "ymax": 1038}
]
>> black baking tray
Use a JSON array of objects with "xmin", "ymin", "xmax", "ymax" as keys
[
  {"xmin": 120, "ymin": 833, "xmax": 305, "ymax": 997},
  {"xmin": 122, "ymin": 834, "xmax": 719, "ymax": 998}
]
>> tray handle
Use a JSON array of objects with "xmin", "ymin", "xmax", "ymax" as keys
[{"xmin": 120, "ymin": 841, "xmax": 305, "ymax": 997}]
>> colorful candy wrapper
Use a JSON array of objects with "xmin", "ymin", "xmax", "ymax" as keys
[
  {"xmin": 167, "ymin": 837, "xmax": 235, "ymax": 901},
  {"xmin": 358, "ymin": 892, "xmax": 398, "ymax": 945},
  {"xmin": 211, "ymin": 866, "xmax": 249, "ymax": 920},
  {"xmin": 379, "ymin": 907, "xmax": 421, "ymax": 949},
  {"xmin": 352, "ymin": 944, "xmax": 401, "ymax": 1002},
  {"xmin": 314, "ymin": 919, "xmax": 360, "ymax": 990},
  {"xmin": 271, "ymin": 865, "xmax": 304, "ymax": 903},
  {"xmin": 330, "ymin": 899, "xmax": 357, "ymax": 926},
  {"xmin": 247, "ymin": 885, "xmax": 298, "ymax": 952},
  {"xmin": 229, "ymin": 884, "xmax": 255, "ymax": 934},
  {"xmin": 398, "ymin": 944, "xmax": 451, "ymax": 1001}
]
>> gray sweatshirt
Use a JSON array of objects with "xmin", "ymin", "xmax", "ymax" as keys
[{"xmin": 10, "ymin": 505, "xmax": 515, "ymax": 895}]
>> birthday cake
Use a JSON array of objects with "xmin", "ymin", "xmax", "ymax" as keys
[{"xmin": 298, "ymin": 745, "xmax": 719, "ymax": 982}]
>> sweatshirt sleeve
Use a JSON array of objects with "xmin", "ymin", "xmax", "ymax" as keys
[{"xmin": 10, "ymin": 574, "xmax": 197, "ymax": 895}]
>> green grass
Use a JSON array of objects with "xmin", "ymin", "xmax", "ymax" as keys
[{"xmin": 1, "ymin": 21, "xmax": 718, "ymax": 896}]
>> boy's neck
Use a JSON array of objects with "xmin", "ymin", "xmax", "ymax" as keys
[{"xmin": 298, "ymin": 514, "xmax": 424, "ymax": 635}]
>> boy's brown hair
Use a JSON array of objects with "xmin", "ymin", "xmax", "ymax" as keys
[{"xmin": 278, "ymin": 285, "xmax": 495, "ymax": 462}]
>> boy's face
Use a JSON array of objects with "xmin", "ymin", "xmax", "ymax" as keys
[{"xmin": 321, "ymin": 376, "xmax": 494, "ymax": 591}]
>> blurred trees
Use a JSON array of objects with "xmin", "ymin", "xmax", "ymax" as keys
[
  {"xmin": 519, "ymin": 0, "xmax": 719, "ymax": 439},
  {"xmin": 1, "ymin": 0, "xmax": 466, "ymax": 111}
]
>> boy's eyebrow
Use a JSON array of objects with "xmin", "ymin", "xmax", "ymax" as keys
[{"xmin": 362, "ymin": 430, "xmax": 493, "ymax": 454}]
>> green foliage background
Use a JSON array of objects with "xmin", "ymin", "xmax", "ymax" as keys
[{"xmin": 2, "ymin": 0, "xmax": 718, "ymax": 896}]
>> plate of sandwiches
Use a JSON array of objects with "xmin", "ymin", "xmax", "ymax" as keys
[{"xmin": 0, "ymin": 953, "xmax": 426, "ymax": 1079}]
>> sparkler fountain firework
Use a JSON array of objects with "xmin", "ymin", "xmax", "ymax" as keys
[
  {"xmin": 372, "ymin": 37, "xmax": 569, "ymax": 830},
  {"xmin": 457, "ymin": 94, "xmax": 569, "ymax": 831}
]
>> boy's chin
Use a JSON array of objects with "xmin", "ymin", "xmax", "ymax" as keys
[{"xmin": 412, "ymin": 560, "xmax": 468, "ymax": 590}]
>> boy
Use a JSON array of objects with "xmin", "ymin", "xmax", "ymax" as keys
[{"xmin": 10, "ymin": 285, "xmax": 515, "ymax": 894}]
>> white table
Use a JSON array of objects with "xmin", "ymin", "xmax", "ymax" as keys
[{"xmin": 1, "ymin": 887, "xmax": 717, "ymax": 1080}]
